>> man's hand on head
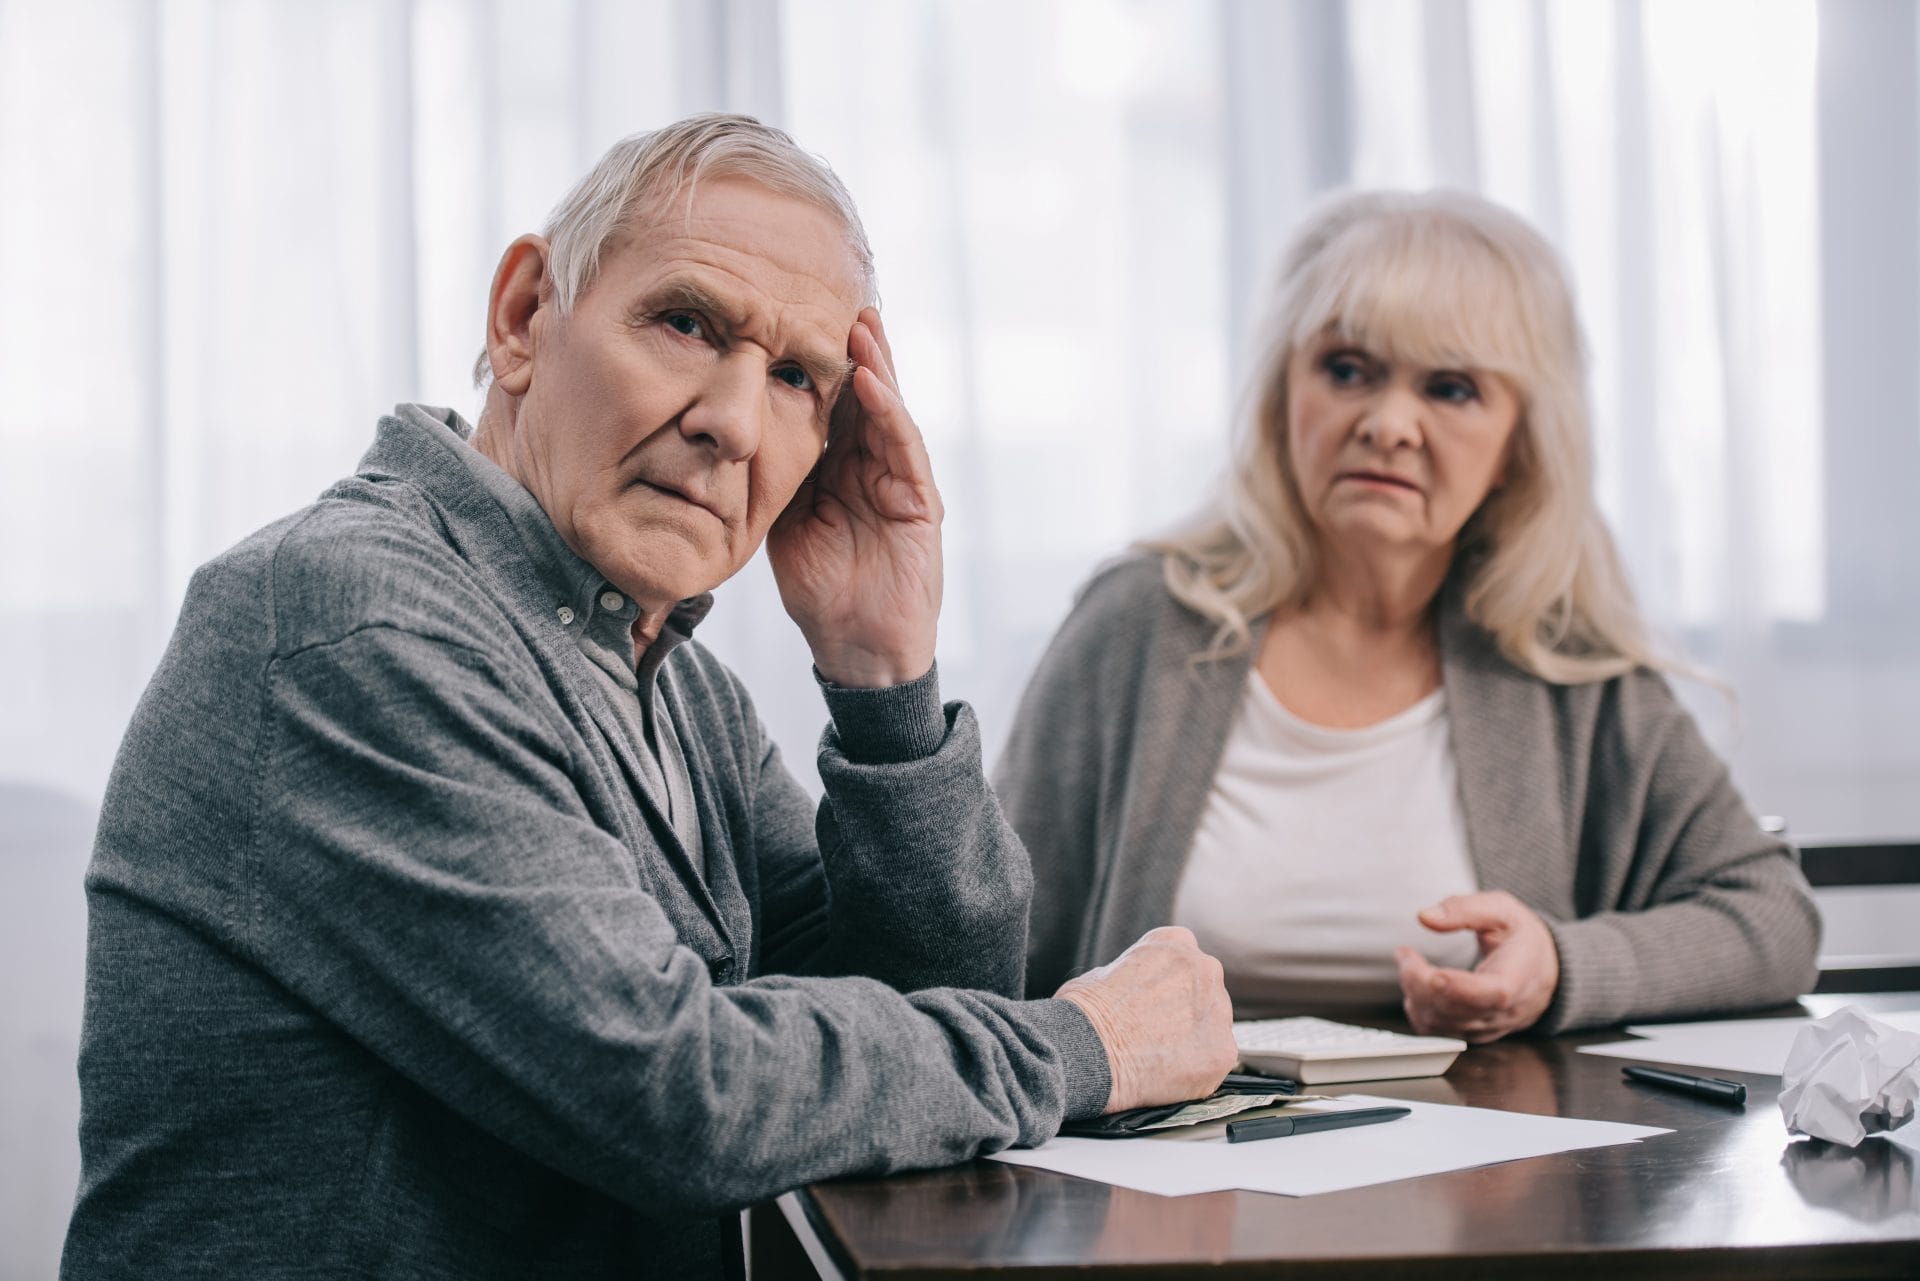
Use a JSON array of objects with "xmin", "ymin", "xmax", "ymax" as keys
[
  {"xmin": 1056, "ymin": 927, "xmax": 1239, "ymax": 1114},
  {"xmin": 767, "ymin": 307, "xmax": 943, "ymax": 688}
]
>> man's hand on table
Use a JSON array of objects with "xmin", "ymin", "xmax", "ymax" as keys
[{"xmin": 1056, "ymin": 927, "xmax": 1238, "ymax": 1114}]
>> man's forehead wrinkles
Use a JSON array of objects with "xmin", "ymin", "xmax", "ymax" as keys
[
  {"xmin": 650, "ymin": 220, "xmax": 862, "ymax": 301},
  {"xmin": 660, "ymin": 247, "xmax": 848, "ymax": 314}
]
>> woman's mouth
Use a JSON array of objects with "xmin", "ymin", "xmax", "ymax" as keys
[{"xmin": 1338, "ymin": 470, "xmax": 1421, "ymax": 493}]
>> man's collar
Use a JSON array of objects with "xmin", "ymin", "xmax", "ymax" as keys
[{"xmin": 386, "ymin": 404, "xmax": 713, "ymax": 686}]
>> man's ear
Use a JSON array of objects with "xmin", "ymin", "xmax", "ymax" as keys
[{"xmin": 485, "ymin": 234, "xmax": 552, "ymax": 396}]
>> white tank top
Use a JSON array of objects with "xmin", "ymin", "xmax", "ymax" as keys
[{"xmin": 1169, "ymin": 670, "xmax": 1482, "ymax": 1016}]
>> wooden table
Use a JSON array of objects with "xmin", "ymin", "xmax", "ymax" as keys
[{"xmin": 757, "ymin": 994, "xmax": 1920, "ymax": 1279}]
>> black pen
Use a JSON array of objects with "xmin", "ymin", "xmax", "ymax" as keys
[
  {"xmin": 1622, "ymin": 1065, "xmax": 1747, "ymax": 1107},
  {"xmin": 1226, "ymin": 1105, "xmax": 1411, "ymax": 1143}
]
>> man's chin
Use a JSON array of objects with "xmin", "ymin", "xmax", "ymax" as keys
[{"xmin": 580, "ymin": 531, "xmax": 733, "ymax": 611}]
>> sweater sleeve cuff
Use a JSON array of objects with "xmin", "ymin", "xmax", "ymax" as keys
[
  {"xmin": 816, "ymin": 663, "xmax": 947, "ymax": 765},
  {"xmin": 1538, "ymin": 916, "xmax": 1642, "ymax": 1035},
  {"xmin": 1023, "ymin": 997, "xmax": 1113, "ymax": 1121}
]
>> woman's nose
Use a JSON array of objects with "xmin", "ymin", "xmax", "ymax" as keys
[{"xmin": 1356, "ymin": 387, "xmax": 1424, "ymax": 451}]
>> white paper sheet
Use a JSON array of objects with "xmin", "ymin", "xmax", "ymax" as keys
[
  {"xmin": 986, "ymin": 1095, "xmax": 1668, "ymax": 1198},
  {"xmin": 1578, "ymin": 1008, "xmax": 1920, "ymax": 1077}
]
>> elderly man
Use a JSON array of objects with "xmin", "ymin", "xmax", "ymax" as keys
[{"xmin": 62, "ymin": 115, "xmax": 1234, "ymax": 1279}]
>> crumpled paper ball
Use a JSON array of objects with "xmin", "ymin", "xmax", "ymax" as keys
[{"xmin": 1779, "ymin": 1007, "xmax": 1920, "ymax": 1146}]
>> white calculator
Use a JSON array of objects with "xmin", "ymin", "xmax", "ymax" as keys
[{"xmin": 1233, "ymin": 1016, "xmax": 1467, "ymax": 1084}]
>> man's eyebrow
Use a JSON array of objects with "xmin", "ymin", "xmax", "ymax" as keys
[
  {"xmin": 798, "ymin": 350, "xmax": 857, "ymax": 401},
  {"xmin": 643, "ymin": 277, "xmax": 742, "ymax": 327}
]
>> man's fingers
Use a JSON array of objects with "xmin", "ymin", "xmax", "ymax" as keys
[
  {"xmin": 850, "ymin": 316, "xmax": 899, "ymax": 395},
  {"xmin": 821, "ymin": 319, "xmax": 888, "ymax": 461},
  {"xmin": 855, "ymin": 307, "xmax": 899, "ymax": 389},
  {"xmin": 845, "ymin": 315, "xmax": 927, "ymax": 488},
  {"xmin": 1058, "ymin": 924, "xmax": 1236, "ymax": 1112},
  {"xmin": 850, "ymin": 367, "xmax": 939, "ymax": 516},
  {"xmin": 852, "ymin": 369, "xmax": 919, "ymax": 463},
  {"xmin": 1106, "ymin": 925, "xmax": 1202, "ymax": 969},
  {"xmin": 852, "ymin": 362, "xmax": 902, "ymax": 417}
]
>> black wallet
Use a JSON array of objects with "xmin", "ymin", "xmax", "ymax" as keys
[{"xmin": 1061, "ymin": 1072, "xmax": 1300, "ymax": 1138}]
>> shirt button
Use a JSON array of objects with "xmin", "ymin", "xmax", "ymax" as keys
[
  {"xmin": 709, "ymin": 958, "xmax": 735, "ymax": 985},
  {"xmin": 599, "ymin": 590, "xmax": 625, "ymax": 612},
  {"xmin": 555, "ymin": 606, "xmax": 575, "ymax": 625}
]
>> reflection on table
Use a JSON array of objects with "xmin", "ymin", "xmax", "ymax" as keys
[{"xmin": 776, "ymin": 994, "xmax": 1920, "ymax": 1279}]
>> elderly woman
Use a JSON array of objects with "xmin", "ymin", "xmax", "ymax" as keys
[{"xmin": 997, "ymin": 190, "xmax": 1819, "ymax": 1042}]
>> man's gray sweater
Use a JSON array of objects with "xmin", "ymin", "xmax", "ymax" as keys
[{"xmin": 62, "ymin": 407, "xmax": 1108, "ymax": 1280}]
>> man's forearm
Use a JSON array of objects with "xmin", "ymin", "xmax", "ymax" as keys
[{"xmin": 800, "ymin": 671, "xmax": 1032, "ymax": 997}]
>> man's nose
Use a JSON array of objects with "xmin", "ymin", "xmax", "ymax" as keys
[
  {"xmin": 678, "ymin": 354, "xmax": 766, "ymax": 460},
  {"xmin": 1356, "ymin": 385, "xmax": 1424, "ymax": 452}
]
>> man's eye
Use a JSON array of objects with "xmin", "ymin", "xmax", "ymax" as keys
[
  {"xmin": 664, "ymin": 312, "xmax": 704, "ymax": 338},
  {"xmin": 773, "ymin": 365, "xmax": 814, "ymax": 392}
]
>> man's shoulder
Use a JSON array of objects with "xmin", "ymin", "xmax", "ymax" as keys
[{"xmin": 191, "ymin": 476, "xmax": 511, "ymax": 659}]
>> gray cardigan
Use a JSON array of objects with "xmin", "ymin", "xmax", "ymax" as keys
[
  {"xmin": 996, "ymin": 556, "xmax": 1820, "ymax": 1035},
  {"xmin": 63, "ymin": 409, "xmax": 1108, "ymax": 1280}
]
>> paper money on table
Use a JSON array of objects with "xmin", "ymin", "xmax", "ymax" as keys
[{"xmin": 1132, "ymin": 1093, "xmax": 1333, "ymax": 1131}]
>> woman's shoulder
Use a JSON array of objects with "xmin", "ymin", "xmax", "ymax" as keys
[
  {"xmin": 1440, "ymin": 607, "xmax": 1694, "ymax": 756},
  {"xmin": 1059, "ymin": 551, "xmax": 1213, "ymax": 645},
  {"xmin": 1021, "ymin": 552, "xmax": 1212, "ymax": 686},
  {"xmin": 1045, "ymin": 552, "xmax": 1158, "ymax": 632},
  {"xmin": 1074, "ymin": 551, "xmax": 1170, "ymax": 605}
]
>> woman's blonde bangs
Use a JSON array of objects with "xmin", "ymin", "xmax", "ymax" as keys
[{"xmin": 1284, "ymin": 214, "xmax": 1544, "ymax": 385}]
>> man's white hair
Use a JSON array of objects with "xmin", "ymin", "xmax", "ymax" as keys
[{"xmin": 474, "ymin": 113, "xmax": 875, "ymax": 386}]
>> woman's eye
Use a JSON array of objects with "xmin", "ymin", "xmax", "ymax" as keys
[
  {"xmin": 1428, "ymin": 374, "xmax": 1479, "ymax": 404},
  {"xmin": 1322, "ymin": 353, "xmax": 1368, "ymax": 386},
  {"xmin": 773, "ymin": 365, "xmax": 814, "ymax": 392},
  {"xmin": 664, "ymin": 312, "xmax": 704, "ymax": 338}
]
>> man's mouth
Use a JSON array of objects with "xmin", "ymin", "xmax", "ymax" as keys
[{"xmin": 635, "ymin": 478, "xmax": 723, "ymax": 521}]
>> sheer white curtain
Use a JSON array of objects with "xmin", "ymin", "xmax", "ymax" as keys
[
  {"xmin": 776, "ymin": 0, "xmax": 1920, "ymax": 840},
  {"xmin": 4, "ymin": 0, "xmax": 1917, "ymax": 1273}
]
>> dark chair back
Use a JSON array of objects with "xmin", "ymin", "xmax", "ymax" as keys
[{"xmin": 1794, "ymin": 839, "xmax": 1920, "ymax": 993}]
